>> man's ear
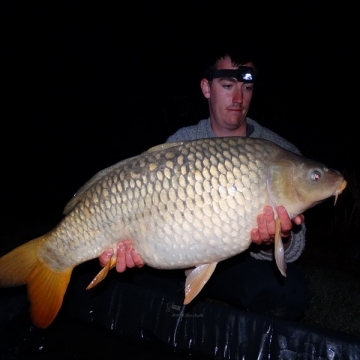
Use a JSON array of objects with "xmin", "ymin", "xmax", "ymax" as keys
[{"xmin": 200, "ymin": 78, "xmax": 211, "ymax": 99}]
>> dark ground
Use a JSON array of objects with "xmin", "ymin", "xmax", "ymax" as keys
[{"xmin": 2, "ymin": 313, "xmax": 217, "ymax": 360}]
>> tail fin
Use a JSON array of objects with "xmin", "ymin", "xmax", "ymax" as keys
[{"xmin": 0, "ymin": 236, "xmax": 73, "ymax": 328}]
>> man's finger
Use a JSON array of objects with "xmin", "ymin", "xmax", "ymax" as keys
[
  {"xmin": 116, "ymin": 242, "xmax": 127, "ymax": 272},
  {"xmin": 131, "ymin": 250, "xmax": 145, "ymax": 267},
  {"xmin": 263, "ymin": 206, "xmax": 276, "ymax": 236},
  {"xmin": 125, "ymin": 244, "xmax": 136, "ymax": 268},
  {"xmin": 99, "ymin": 249, "xmax": 113, "ymax": 267},
  {"xmin": 276, "ymin": 206, "xmax": 292, "ymax": 237}
]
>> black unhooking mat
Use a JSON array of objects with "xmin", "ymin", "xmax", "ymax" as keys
[{"xmin": 1, "ymin": 261, "xmax": 360, "ymax": 360}]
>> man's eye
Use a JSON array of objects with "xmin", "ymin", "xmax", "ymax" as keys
[
  {"xmin": 222, "ymin": 84, "xmax": 233, "ymax": 89},
  {"xmin": 244, "ymin": 85, "xmax": 253, "ymax": 91}
]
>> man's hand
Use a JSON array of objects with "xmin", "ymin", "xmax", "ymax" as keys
[
  {"xmin": 99, "ymin": 240, "xmax": 144, "ymax": 272},
  {"xmin": 251, "ymin": 206, "xmax": 304, "ymax": 245}
]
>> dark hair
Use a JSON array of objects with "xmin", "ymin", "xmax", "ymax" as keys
[{"xmin": 202, "ymin": 43, "xmax": 257, "ymax": 78}]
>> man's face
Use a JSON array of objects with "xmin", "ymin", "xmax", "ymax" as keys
[{"xmin": 201, "ymin": 57, "xmax": 255, "ymax": 134}]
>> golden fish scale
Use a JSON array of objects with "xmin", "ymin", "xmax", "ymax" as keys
[{"xmin": 39, "ymin": 138, "xmax": 276, "ymax": 271}]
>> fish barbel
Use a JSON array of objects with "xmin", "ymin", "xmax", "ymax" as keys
[{"xmin": 0, "ymin": 137, "xmax": 347, "ymax": 328}]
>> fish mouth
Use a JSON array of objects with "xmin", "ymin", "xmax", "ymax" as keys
[{"xmin": 334, "ymin": 179, "xmax": 347, "ymax": 205}]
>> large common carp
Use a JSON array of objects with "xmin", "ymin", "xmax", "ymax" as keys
[{"xmin": 0, "ymin": 137, "xmax": 346, "ymax": 329}]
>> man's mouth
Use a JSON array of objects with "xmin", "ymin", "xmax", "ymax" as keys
[{"xmin": 227, "ymin": 108, "xmax": 243, "ymax": 112}]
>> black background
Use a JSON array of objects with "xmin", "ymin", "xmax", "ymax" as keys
[{"xmin": 1, "ymin": 1, "xmax": 357, "ymax": 218}]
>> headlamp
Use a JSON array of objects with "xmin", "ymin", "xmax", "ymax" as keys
[{"xmin": 205, "ymin": 66, "xmax": 256, "ymax": 83}]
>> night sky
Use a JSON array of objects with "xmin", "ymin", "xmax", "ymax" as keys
[{"xmin": 1, "ymin": 2, "xmax": 357, "ymax": 218}]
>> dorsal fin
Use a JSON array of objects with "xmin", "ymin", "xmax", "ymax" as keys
[
  {"xmin": 63, "ymin": 156, "xmax": 139, "ymax": 214},
  {"xmin": 146, "ymin": 141, "xmax": 184, "ymax": 153}
]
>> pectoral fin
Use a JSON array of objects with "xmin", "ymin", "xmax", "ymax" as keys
[
  {"xmin": 86, "ymin": 255, "xmax": 116, "ymax": 290},
  {"xmin": 274, "ymin": 217, "xmax": 287, "ymax": 277},
  {"xmin": 184, "ymin": 262, "xmax": 217, "ymax": 305}
]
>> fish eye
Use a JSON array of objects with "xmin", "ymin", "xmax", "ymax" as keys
[{"xmin": 311, "ymin": 170, "xmax": 322, "ymax": 181}]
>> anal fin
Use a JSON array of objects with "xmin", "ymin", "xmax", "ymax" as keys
[{"xmin": 86, "ymin": 255, "xmax": 116, "ymax": 290}]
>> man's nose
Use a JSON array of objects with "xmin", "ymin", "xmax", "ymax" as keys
[{"xmin": 233, "ymin": 87, "xmax": 243, "ymax": 103}]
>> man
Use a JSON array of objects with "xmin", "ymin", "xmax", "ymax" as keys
[{"xmin": 99, "ymin": 49, "xmax": 309, "ymax": 320}]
